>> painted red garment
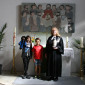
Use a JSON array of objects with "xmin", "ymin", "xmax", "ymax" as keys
[
  {"xmin": 42, "ymin": 9, "xmax": 54, "ymax": 18},
  {"xmin": 32, "ymin": 45, "xmax": 43, "ymax": 59}
]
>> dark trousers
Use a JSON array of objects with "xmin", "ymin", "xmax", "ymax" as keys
[{"xmin": 23, "ymin": 56, "xmax": 30, "ymax": 75}]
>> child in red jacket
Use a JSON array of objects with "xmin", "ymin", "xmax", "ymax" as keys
[{"xmin": 32, "ymin": 38, "xmax": 43, "ymax": 78}]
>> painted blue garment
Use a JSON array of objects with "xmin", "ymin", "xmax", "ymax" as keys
[{"xmin": 18, "ymin": 40, "xmax": 26, "ymax": 49}]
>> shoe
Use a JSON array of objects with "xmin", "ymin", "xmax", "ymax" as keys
[
  {"xmin": 50, "ymin": 77, "xmax": 54, "ymax": 80},
  {"xmin": 21, "ymin": 75, "xmax": 26, "ymax": 79},
  {"xmin": 53, "ymin": 77, "xmax": 58, "ymax": 81},
  {"xmin": 46, "ymin": 76, "xmax": 51, "ymax": 81},
  {"xmin": 24, "ymin": 72, "xmax": 27, "ymax": 76},
  {"xmin": 37, "ymin": 76, "xmax": 41, "ymax": 79},
  {"xmin": 33, "ymin": 76, "xmax": 37, "ymax": 79},
  {"xmin": 26, "ymin": 75, "xmax": 30, "ymax": 79}
]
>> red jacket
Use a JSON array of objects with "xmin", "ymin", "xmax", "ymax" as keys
[{"xmin": 42, "ymin": 9, "xmax": 54, "ymax": 18}]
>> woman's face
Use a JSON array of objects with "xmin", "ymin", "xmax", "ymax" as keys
[{"xmin": 51, "ymin": 27, "xmax": 58, "ymax": 36}]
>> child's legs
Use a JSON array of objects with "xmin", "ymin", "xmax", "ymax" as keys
[
  {"xmin": 23, "ymin": 56, "xmax": 30, "ymax": 75},
  {"xmin": 35, "ymin": 59, "xmax": 38, "ymax": 76},
  {"xmin": 35, "ymin": 65, "xmax": 38, "ymax": 76},
  {"xmin": 38, "ymin": 65, "xmax": 41, "ymax": 76},
  {"xmin": 35, "ymin": 59, "xmax": 41, "ymax": 76},
  {"xmin": 37, "ymin": 59, "xmax": 41, "ymax": 76}
]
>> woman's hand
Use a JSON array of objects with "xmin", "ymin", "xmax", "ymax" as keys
[
  {"xmin": 53, "ymin": 47, "xmax": 58, "ymax": 49},
  {"xmin": 45, "ymin": 54, "xmax": 47, "ymax": 58},
  {"xmin": 41, "ymin": 59, "xmax": 42, "ymax": 62},
  {"xmin": 29, "ymin": 58, "xmax": 32, "ymax": 61}
]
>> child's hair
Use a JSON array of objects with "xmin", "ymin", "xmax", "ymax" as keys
[{"xmin": 35, "ymin": 38, "xmax": 41, "ymax": 42}]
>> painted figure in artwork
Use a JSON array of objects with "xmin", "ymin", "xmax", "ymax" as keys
[
  {"xmin": 42, "ymin": 4, "xmax": 54, "ymax": 27},
  {"xmin": 29, "ymin": 11, "xmax": 38, "ymax": 31}
]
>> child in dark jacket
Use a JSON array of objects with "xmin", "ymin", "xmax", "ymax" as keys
[{"xmin": 19, "ymin": 35, "xmax": 32, "ymax": 79}]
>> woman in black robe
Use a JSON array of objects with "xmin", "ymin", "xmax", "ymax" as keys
[{"xmin": 46, "ymin": 26, "xmax": 64, "ymax": 81}]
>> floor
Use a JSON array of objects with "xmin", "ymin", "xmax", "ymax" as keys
[
  {"xmin": 0, "ymin": 75, "xmax": 16, "ymax": 85},
  {"xmin": 0, "ymin": 72, "xmax": 85, "ymax": 85},
  {"xmin": 0, "ymin": 72, "xmax": 20, "ymax": 85}
]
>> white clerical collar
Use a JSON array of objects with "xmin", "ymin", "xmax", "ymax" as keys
[
  {"xmin": 51, "ymin": 36, "xmax": 56, "ymax": 40},
  {"xmin": 53, "ymin": 36, "xmax": 56, "ymax": 37}
]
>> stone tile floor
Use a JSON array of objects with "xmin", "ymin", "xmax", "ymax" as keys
[{"xmin": 0, "ymin": 72, "xmax": 85, "ymax": 85}]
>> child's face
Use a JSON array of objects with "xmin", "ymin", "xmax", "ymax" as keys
[
  {"xmin": 46, "ymin": 5, "xmax": 51, "ymax": 9},
  {"xmin": 27, "ymin": 37, "xmax": 30, "ymax": 42},
  {"xmin": 33, "ymin": 5, "xmax": 36, "ymax": 9},
  {"xmin": 60, "ymin": 6, "xmax": 64, "ymax": 10},
  {"xmin": 52, "ymin": 6, "xmax": 56, "ymax": 10},
  {"xmin": 23, "ymin": 37, "xmax": 25, "ymax": 40},
  {"xmin": 36, "ymin": 40, "xmax": 40, "ymax": 45},
  {"xmin": 39, "ymin": 5, "xmax": 42, "ymax": 9},
  {"xmin": 66, "ymin": 6, "xmax": 70, "ymax": 11}
]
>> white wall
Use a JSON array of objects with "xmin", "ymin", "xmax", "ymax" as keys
[{"xmin": 0, "ymin": 0, "xmax": 85, "ymax": 74}]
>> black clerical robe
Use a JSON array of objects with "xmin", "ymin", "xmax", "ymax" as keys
[{"xmin": 46, "ymin": 36, "xmax": 64, "ymax": 77}]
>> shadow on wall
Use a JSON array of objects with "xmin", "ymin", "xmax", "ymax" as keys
[
  {"xmin": 15, "ymin": 50, "xmax": 24, "ymax": 72},
  {"xmin": 1, "ymin": 50, "xmax": 12, "ymax": 71},
  {"xmin": 15, "ymin": 50, "xmax": 35, "ymax": 75},
  {"xmin": 3, "ymin": 58, "xmax": 13, "ymax": 71},
  {"xmin": 2, "ymin": 50, "xmax": 23, "ymax": 72},
  {"xmin": 0, "ymin": 51, "xmax": 4, "ymax": 64}
]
